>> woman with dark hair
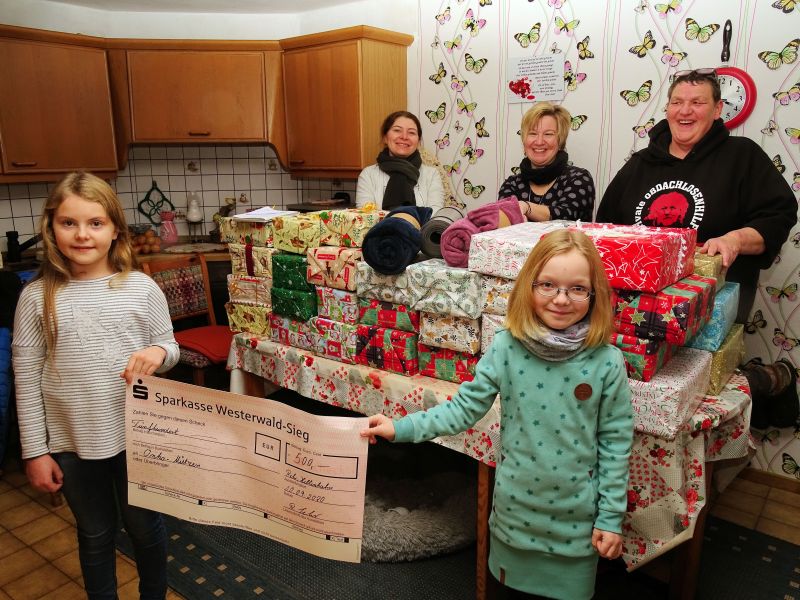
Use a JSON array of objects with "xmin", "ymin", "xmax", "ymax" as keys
[{"xmin": 356, "ymin": 111, "xmax": 445, "ymax": 211}]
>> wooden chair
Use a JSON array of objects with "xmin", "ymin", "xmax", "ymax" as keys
[{"xmin": 142, "ymin": 254, "xmax": 234, "ymax": 387}]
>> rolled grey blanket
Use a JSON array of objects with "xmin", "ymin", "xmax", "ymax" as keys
[{"xmin": 420, "ymin": 206, "xmax": 465, "ymax": 258}]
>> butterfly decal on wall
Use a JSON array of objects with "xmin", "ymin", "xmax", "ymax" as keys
[
  {"xmin": 570, "ymin": 115, "xmax": 588, "ymax": 131},
  {"xmin": 551, "ymin": 42, "xmax": 563, "ymax": 54},
  {"xmin": 762, "ymin": 120, "xmax": 778, "ymax": 135},
  {"xmin": 761, "ymin": 429, "xmax": 781, "ymax": 445},
  {"xmin": 634, "ymin": 0, "xmax": 648, "ymax": 13},
  {"xmin": 444, "ymin": 34, "xmax": 463, "ymax": 53},
  {"xmin": 767, "ymin": 283, "xmax": 798, "ymax": 302},
  {"xmin": 792, "ymin": 172, "xmax": 800, "ymax": 192},
  {"xmin": 431, "ymin": 36, "xmax": 440, "ymax": 49},
  {"xmin": 475, "ymin": 117, "xmax": 490, "ymax": 138},
  {"xmin": 435, "ymin": 133, "xmax": 450, "ymax": 149},
  {"xmin": 564, "ymin": 61, "xmax": 587, "ymax": 91},
  {"xmin": 577, "ymin": 36, "xmax": 594, "ymax": 60},
  {"xmin": 465, "ymin": 53, "xmax": 488, "ymax": 74},
  {"xmin": 655, "ymin": 0, "xmax": 682, "ymax": 18},
  {"xmin": 460, "ymin": 137, "xmax": 484, "ymax": 164},
  {"xmin": 758, "ymin": 38, "xmax": 799, "ymax": 70},
  {"xmin": 745, "ymin": 309, "xmax": 767, "ymax": 334},
  {"xmin": 773, "ymin": 82, "xmax": 800, "ymax": 105},
  {"xmin": 443, "ymin": 160, "xmax": 462, "ymax": 175},
  {"xmin": 629, "ymin": 30, "xmax": 656, "ymax": 58},
  {"xmin": 554, "ymin": 16, "xmax": 579, "ymax": 36},
  {"xmin": 773, "ymin": 154, "xmax": 786, "ymax": 173},
  {"xmin": 451, "ymin": 75, "xmax": 468, "ymax": 92},
  {"xmin": 514, "ymin": 23, "xmax": 541, "ymax": 48},
  {"xmin": 479, "ymin": 0, "xmax": 492, "ymax": 5},
  {"xmin": 791, "ymin": 232, "xmax": 800, "ymax": 247},
  {"xmin": 772, "ymin": 0, "xmax": 797, "ymax": 14},
  {"xmin": 786, "ymin": 127, "xmax": 800, "ymax": 143},
  {"xmin": 435, "ymin": 6, "xmax": 451, "ymax": 25},
  {"xmin": 425, "ymin": 102, "xmax": 447, "ymax": 124},
  {"xmin": 463, "ymin": 178, "xmax": 486, "ymax": 198},
  {"xmin": 773, "ymin": 327, "xmax": 800, "ymax": 350},
  {"xmin": 632, "ymin": 118, "xmax": 655, "ymax": 138},
  {"xmin": 457, "ymin": 98, "xmax": 478, "ymax": 116},
  {"xmin": 548, "ymin": 0, "xmax": 566, "ymax": 7},
  {"xmin": 620, "ymin": 80, "xmax": 652, "ymax": 106},
  {"xmin": 454, "ymin": 121, "xmax": 464, "ymax": 132},
  {"xmin": 462, "ymin": 8, "xmax": 486, "ymax": 37},
  {"xmin": 429, "ymin": 62, "xmax": 446, "ymax": 84},
  {"xmin": 661, "ymin": 46, "xmax": 688, "ymax": 67},
  {"xmin": 684, "ymin": 18, "xmax": 720, "ymax": 43},
  {"xmin": 782, "ymin": 453, "xmax": 800, "ymax": 477}
]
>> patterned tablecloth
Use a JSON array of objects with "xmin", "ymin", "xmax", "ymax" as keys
[{"xmin": 228, "ymin": 333, "xmax": 754, "ymax": 570}]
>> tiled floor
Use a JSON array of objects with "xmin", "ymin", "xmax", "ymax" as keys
[{"xmin": 0, "ymin": 458, "xmax": 185, "ymax": 600}]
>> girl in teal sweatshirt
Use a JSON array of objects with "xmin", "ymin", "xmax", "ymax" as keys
[{"xmin": 362, "ymin": 229, "xmax": 634, "ymax": 599}]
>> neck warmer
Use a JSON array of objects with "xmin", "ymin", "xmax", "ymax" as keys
[
  {"xmin": 377, "ymin": 148, "xmax": 422, "ymax": 210},
  {"xmin": 519, "ymin": 150, "xmax": 569, "ymax": 185},
  {"xmin": 517, "ymin": 318, "xmax": 589, "ymax": 362}
]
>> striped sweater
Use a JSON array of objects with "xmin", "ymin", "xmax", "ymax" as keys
[{"xmin": 13, "ymin": 271, "xmax": 179, "ymax": 460}]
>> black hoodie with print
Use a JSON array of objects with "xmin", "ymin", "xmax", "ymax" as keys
[{"xmin": 596, "ymin": 118, "xmax": 797, "ymax": 320}]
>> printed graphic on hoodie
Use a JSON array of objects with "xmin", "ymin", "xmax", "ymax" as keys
[{"xmin": 634, "ymin": 180, "xmax": 705, "ymax": 229}]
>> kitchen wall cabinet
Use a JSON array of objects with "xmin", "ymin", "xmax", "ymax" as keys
[
  {"xmin": 0, "ymin": 36, "xmax": 117, "ymax": 180},
  {"xmin": 127, "ymin": 50, "xmax": 267, "ymax": 143},
  {"xmin": 281, "ymin": 27, "xmax": 413, "ymax": 178}
]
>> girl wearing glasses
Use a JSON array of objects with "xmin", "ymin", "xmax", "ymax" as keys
[{"xmin": 362, "ymin": 229, "xmax": 633, "ymax": 600}]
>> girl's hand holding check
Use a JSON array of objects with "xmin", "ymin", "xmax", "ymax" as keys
[
  {"xmin": 121, "ymin": 345, "xmax": 167, "ymax": 385},
  {"xmin": 360, "ymin": 414, "xmax": 396, "ymax": 444}
]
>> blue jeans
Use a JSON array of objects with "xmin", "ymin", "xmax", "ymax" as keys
[{"xmin": 54, "ymin": 451, "xmax": 167, "ymax": 600}]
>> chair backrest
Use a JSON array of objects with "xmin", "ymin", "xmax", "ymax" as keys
[{"xmin": 142, "ymin": 253, "xmax": 217, "ymax": 326}]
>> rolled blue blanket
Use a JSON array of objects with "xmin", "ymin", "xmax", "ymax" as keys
[
  {"xmin": 362, "ymin": 206, "xmax": 433, "ymax": 275},
  {"xmin": 420, "ymin": 206, "xmax": 465, "ymax": 258}
]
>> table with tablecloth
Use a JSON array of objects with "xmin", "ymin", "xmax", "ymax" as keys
[{"xmin": 228, "ymin": 332, "xmax": 754, "ymax": 598}]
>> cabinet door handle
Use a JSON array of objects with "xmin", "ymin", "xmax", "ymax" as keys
[
  {"xmin": 289, "ymin": 159, "xmax": 306, "ymax": 165},
  {"xmin": 11, "ymin": 161, "xmax": 37, "ymax": 167},
  {"xmin": 188, "ymin": 131, "xmax": 211, "ymax": 137}
]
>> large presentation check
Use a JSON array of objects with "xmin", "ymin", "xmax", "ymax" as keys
[{"xmin": 125, "ymin": 376, "xmax": 369, "ymax": 562}]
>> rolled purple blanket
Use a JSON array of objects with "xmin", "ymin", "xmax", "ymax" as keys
[
  {"xmin": 440, "ymin": 197, "xmax": 524, "ymax": 267},
  {"xmin": 440, "ymin": 217, "xmax": 480, "ymax": 268}
]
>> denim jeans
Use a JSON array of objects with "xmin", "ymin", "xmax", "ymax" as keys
[{"xmin": 54, "ymin": 451, "xmax": 167, "ymax": 600}]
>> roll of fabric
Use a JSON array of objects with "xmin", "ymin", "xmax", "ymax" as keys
[
  {"xmin": 362, "ymin": 206, "xmax": 433, "ymax": 275},
  {"xmin": 440, "ymin": 197, "xmax": 524, "ymax": 268},
  {"xmin": 420, "ymin": 206, "xmax": 465, "ymax": 258}
]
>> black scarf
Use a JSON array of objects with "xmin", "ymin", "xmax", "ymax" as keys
[
  {"xmin": 376, "ymin": 148, "xmax": 422, "ymax": 210},
  {"xmin": 519, "ymin": 150, "xmax": 569, "ymax": 185}
]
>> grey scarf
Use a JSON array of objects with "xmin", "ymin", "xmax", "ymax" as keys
[{"xmin": 518, "ymin": 318, "xmax": 590, "ymax": 362}]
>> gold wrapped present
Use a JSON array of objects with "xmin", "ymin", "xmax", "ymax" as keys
[
  {"xmin": 229, "ymin": 243, "xmax": 280, "ymax": 278},
  {"xmin": 318, "ymin": 207, "xmax": 386, "ymax": 247},
  {"xmin": 225, "ymin": 302, "xmax": 271, "ymax": 336},
  {"xmin": 219, "ymin": 218, "xmax": 272, "ymax": 247},
  {"xmin": 271, "ymin": 213, "xmax": 322, "ymax": 254},
  {"xmin": 306, "ymin": 246, "xmax": 362, "ymax": 291},
  {"xmin": 707, "ymin": 324, "xmax": 745, "ymax": 395},
  {"xmin": 693, "ymin": 251, "xmax": 725, "ymax": 290}
]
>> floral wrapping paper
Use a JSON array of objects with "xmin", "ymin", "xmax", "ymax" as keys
[
  {"xmin": 356, "ymin": 261, "xmax": 420, "ymax": 306},
  {"xmin": 707, "ymin": 325, "xmax": 745, "ymax": 396},
  {"xmin": 270, "ymin": 287, "xmax": 317, "ymax": 323},
  {"xmin": 316, "ymin": 287, "xmax": 358, "ymax": 324},
  {"xmin": 225, "ymin": 302, "xmax": 271, "ymax": 336},
  {"xmin": 229, "ymin": 243, "xmax": 280, "ymax": 278},
  {"xmin": 226, "ymin": 274, "xmax": 272, "ymax": 307},
  {"xmin": 467, "ymin": 221, "xmax": 574, "ymax": 280},
  {"xmin": 271, "ymin": 253, "xmax": 314, "ymax": 292},
  {"xmin": 481, "ymin": 275, "xmax": 515, "ymax": 316},
  {"xmin": 219, "ymin": 218, "xmax": 273, "ymax": 247},
  {"xmin": 269, "ymin": 314, "xmax": 315, "ymax": 351},
  {"xmin": 692, "ymin": 251, "xmax": 725, "ymax": 290},
  {"xmin": 686, "ymin": 282, "xmax": 740, "ymax": 352},
  {"xmin": 418, "ymin": 342, "xmax": 478, "ymax": 383},
  {"xmin": 310, "ymin": 316, "xmax": 358, "ymax": 364},
  {"xmin": 230, "ymin": 333, "xmax": 750, "ymax": 570},
  {"xmin": 612, "ymin": 333, "xmax": 676, "ymax": 382},
  {"xmin": 406, "ymin": 258, "xmax": 483, "ymax": 319},
  {"xmin": 419, "ymin": 312, "xmax": 481, "ymax": 355},
  {"xmin": 318, "ymin": 207, "xmax": 386, "ymax": 247},
  {"xmin": 481, "ymin": 313, "xmax": 505, "ymax": 352},
  {"xmin": 612, "ymin": 275, "xmax": 717, "ymax": 345},
  {"xmin": 355, "ymin": 325, "xmax": 419, "ymax": 376},
  {"xmin": 271, "ymin": 212, "xmax": 322, "ymax": 254},
  {"xmin": 572, "ymin": 223, "xmax": 696, "ymax": 292},
  {"xmin": 357, "ymin": 298, "xmax": 420, "ymax": 333},
  {"xmin": 306, "ymin": 246, "xmax": 362, "ymax": 291},
  {"xmin": 628, "ymin": 347, "xmax": 712, "ymax": 440}
]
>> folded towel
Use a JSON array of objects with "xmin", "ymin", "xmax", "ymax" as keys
[
  {"xmin": 362, "ymin": 206, "xmax": 433, "ymax": 275},
  {"xmin": 441, "ymin": 197, "xmax": 524, "ymax": 267},
  {"xmin": 420, "ymin": 206, "xmax": 465, "ymax": 258}
]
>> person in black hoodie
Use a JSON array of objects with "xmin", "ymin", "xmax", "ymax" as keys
[{"xmin": 596, "ymin": 68, "xmax": 798, "ymax": 429}]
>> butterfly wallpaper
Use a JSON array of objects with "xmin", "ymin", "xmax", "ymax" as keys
[{"xmin": 414, "ymin": 0, "xmax": 799, "ymax": 479}]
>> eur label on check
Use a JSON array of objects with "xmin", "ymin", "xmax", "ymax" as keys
[{"xmin": 125, "ymin": 376, "xmax": 368, "ymax": 562}]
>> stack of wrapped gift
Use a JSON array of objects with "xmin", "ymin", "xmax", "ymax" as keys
[
  {"xmin": 479, "ymin": 275, "xmax": 513, "ymax": 352},
  {"xmin": 271, "ymin": 253, "xmax": 317, "ymax": 324},
  {"xmin": 407, "ymin": 259, "xmax": 482, "ymax": 383},
  {"xmin": 225, "ymin": 274, "xmax": 272, "ymax": 336}
]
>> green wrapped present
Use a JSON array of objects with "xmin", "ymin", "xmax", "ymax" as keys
[
  {"xmin": 418, "ymin": 343, "xmax": 478, "ymax": 383},
  {"xmin": 271, "ymin": 287, "xmax": 317, "ymax": 322},
  {"xmin": 273, "ymin": 253, "xmax": 314, "ymax": 292}
]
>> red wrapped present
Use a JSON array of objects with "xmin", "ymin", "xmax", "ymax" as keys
[
  {"xmin": 418, "ymin": 343, "xmax": 478, "ymax": 383},
  {"xmin": 572, "ymin": 223, "xmax": 696, "ymax": 292},
  {"xmin": 357, "ymin": 298, "xmax": 420, "ymax": 333},
  {"xmin": 612, "ymin": 274, "xmax": 717, "ymax": 345},
  {"xmin": 355, "ymin": 324, "xmax": 418, "ymax": 376},
  {"xmin": 611, "ymin": 333, "xmax": 675, "ymax": 382}
]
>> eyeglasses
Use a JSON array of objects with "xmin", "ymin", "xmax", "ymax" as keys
[
  {"xmin": 532, "ymin": 281, "xmax": 594, "ymax": 302},
  {"xmin": 670, "ymin": 68, "xmax": 717, "ymax": 83}
]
